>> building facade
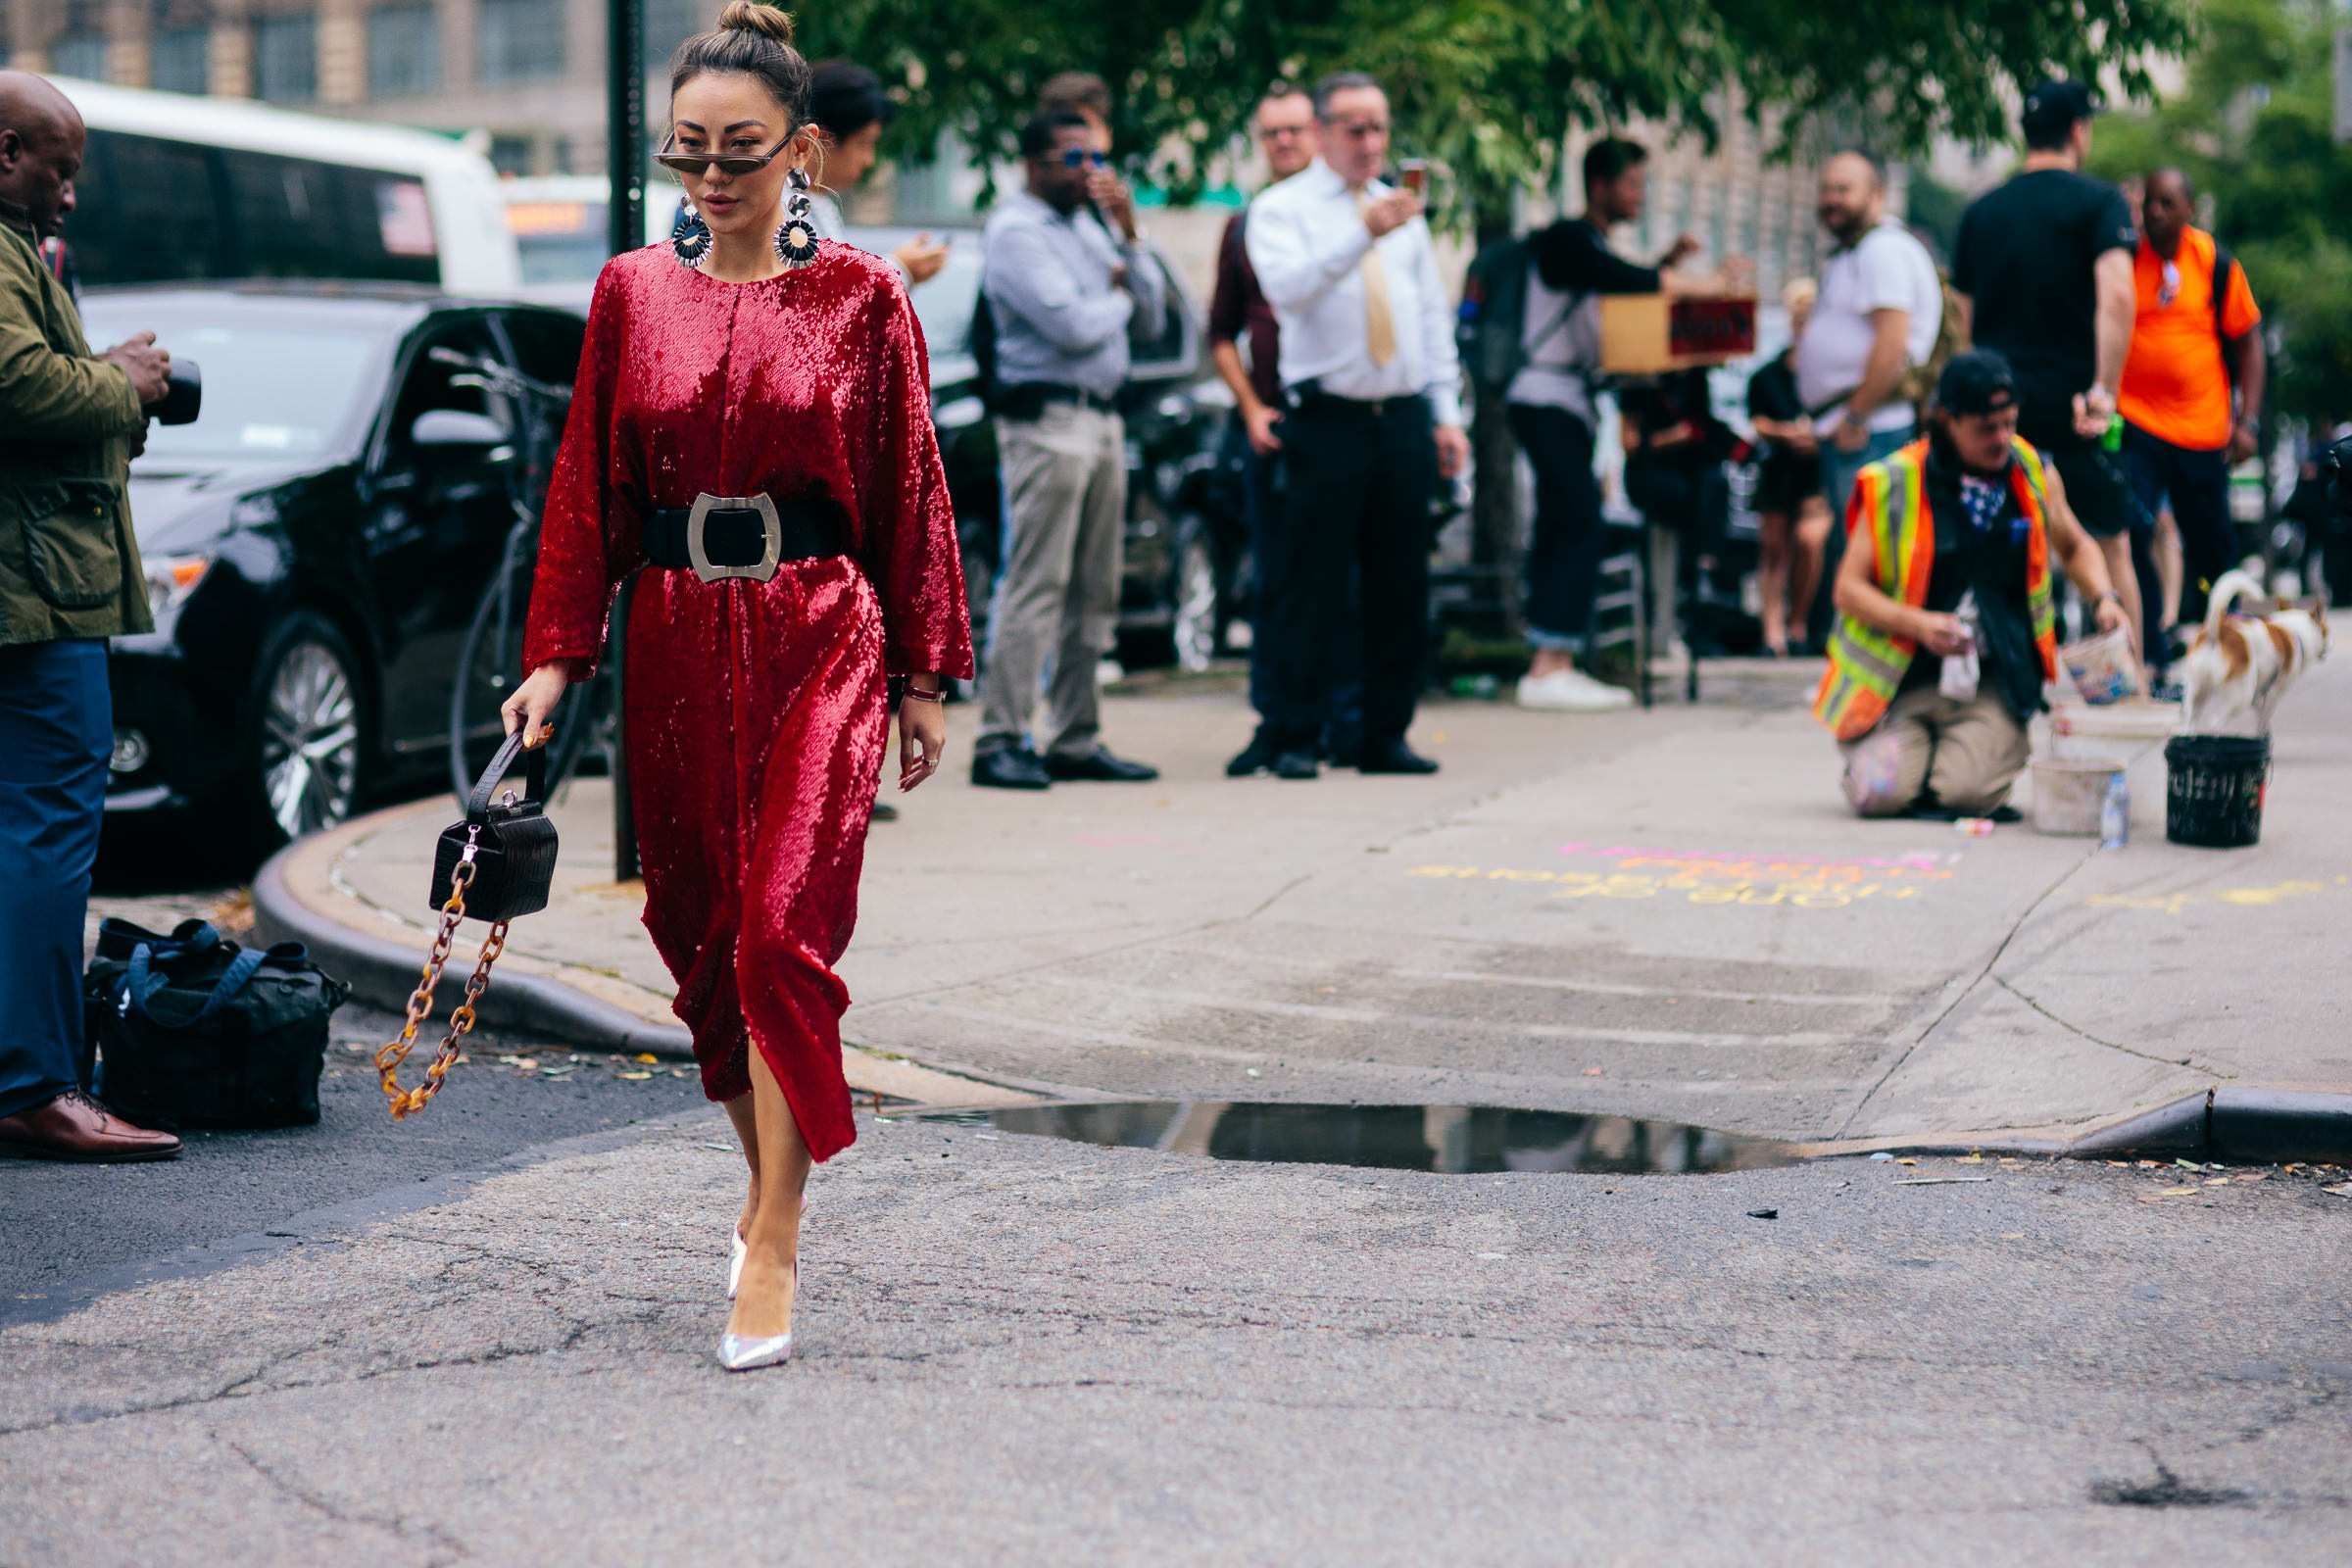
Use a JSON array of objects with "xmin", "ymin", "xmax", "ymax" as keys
[{"xmin": 0, "ymin": 0, "xmax": 728, "ymax": 175}]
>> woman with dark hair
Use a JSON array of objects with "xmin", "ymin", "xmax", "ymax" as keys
[
  {"xmin": 804, "ymin": 59, "xmax": 948, "ymax": 285},
  {"xmin": 501, "ymin": 0, "xmax": 972, "ymax": 1373}
]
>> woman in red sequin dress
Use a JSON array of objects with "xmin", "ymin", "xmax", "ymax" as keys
[{"xmin": 503, "ymin": 3, "xmax": 970, "ymax": 1370}]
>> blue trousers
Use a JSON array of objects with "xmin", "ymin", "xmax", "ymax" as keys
[{"xmin": 0, "ymin": 639, "xmax": 110, "ymax": 1119}]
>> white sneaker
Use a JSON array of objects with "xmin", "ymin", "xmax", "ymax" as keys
[{"xmin": 1516, "ymin": 668, "xmax": 1633, "ymax": 711}]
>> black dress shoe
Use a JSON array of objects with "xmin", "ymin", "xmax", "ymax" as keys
[
  {"xmin": 1356, "ymin": 737, "xmax": 1440, "ymax": 774},
  {"xmin": 1226, "ymin": 732, "xmax": 1282, "ymax": 777},
  {"xmin": 1044, "ymin": 746, "xmax": 1159, "ymax": 782},
  {"xmin": 971, "ymin": 748, "xmax": 1052, "ymax": 790},
  {"xmin": 1273, "ymin": 747, "xmax": 1320, "ymax": 780}
]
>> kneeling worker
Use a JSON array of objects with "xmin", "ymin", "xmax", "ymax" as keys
[{"xmin": 1816, "ymin": 351, "xmax": 2131, "ymax": 817}]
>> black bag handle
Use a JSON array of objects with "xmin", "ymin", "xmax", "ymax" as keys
[{"xmin": 465, "ymin": 730, "xmax": 549, "ymax": 823}]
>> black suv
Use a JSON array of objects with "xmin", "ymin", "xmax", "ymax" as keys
[
  {"xmin": 851, "ymin": 225, "xmax": 1248, "ymax": 671},
  {"xmin": 79, "ymin": 283, "xmax": 584, "ymax": 844}
]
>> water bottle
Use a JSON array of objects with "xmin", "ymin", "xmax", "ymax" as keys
[{"xmin": 2100, "ymin": 771, "xmax": 2130, "ymax": 848}]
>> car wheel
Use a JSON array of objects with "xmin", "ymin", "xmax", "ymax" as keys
[
  {"xmin": 250, "ymin": 612, "xmax": 366, "ymax": 845},
  {"xmin": 1170, "ymin": 517, "xmax": 1221, "ymax": 674}
]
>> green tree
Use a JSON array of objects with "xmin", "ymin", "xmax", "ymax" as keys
[
  {"xmin": 803, "ymin": 0, "xmax": 2192, "ymax": 214},
  {"xmin": 2088, "ymin": 0, "xmax": 2352, "ymax": 421}
]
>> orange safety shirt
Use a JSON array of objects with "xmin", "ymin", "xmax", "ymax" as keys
[{"xmin": 2119, "ymin": 227, "xmax": 2260, "ymax": 452}]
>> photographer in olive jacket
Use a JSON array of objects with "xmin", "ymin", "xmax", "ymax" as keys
[{"xmin": 0, "ymin": 72, "xmax": 182, "ymax": 1162}]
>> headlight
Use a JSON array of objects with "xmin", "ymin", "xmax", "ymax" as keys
[{"xmin": 144, "ymin": 555, "xmax": 212, "ymax": 615}]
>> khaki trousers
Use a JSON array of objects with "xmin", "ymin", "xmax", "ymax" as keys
[
  {"xmin": 1839, "ymin": 686, "xmax": 2031, "ymax": 817},
  {"xmin": 976, "ymin": 405, "xmax": 1126, "ymax": 759}
]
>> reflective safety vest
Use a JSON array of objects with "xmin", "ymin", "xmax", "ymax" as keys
[{"xmin": 1813, "ymin": 436, "xmax": 2059, "ymax": 741}]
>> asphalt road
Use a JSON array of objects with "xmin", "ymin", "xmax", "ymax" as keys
[
  {"xmin": 5, "ymin": 1112, "xmax": 2349, "ymax": 1563},
  {"xmin": 1, "ymin": 1000, "xmax": 710, "ymax": 1321}
]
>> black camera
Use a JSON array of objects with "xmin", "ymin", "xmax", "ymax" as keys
[{"xmin": 153, "ymin": 360, "xmax": 201, "ymax": 426}]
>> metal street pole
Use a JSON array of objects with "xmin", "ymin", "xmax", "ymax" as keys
[{"xmin": 608, "ymin": 0, "xmax": 644, "ymax": 882}]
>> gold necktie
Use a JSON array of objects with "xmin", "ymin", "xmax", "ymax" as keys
[{"xmin": 1356, "ymin": 192, "xmax": 1397, "ymax": 368}]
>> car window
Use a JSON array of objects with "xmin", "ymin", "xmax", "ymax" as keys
[
  {"xmin": 1127, "ymin": 251, "xmax": 1193, "ymax": 378},
  {"xmin": 501, "ymin": 310, "xmax": 585, "ymax": 388},
  {"xmin": 69, "ymin": 131, "xmax": 226, "ymax": 284},
  {"xmin": 219, "ymin": 151, "xmax": 440, "ymax": 285},
  {"xmin": 384, "ymin": 318, "xmax": 511, "ymax": 465},
  {"xmin": 75, "ymin": 300, "xmax": 382, "ymax": 461}
]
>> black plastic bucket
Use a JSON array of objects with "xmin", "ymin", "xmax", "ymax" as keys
[{"xmin": 2165, "ymin": 734, "xmax": 2271, "ymax": 848}]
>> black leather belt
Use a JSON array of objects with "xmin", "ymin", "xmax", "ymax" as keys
[
  {"xmin": 999, "ymin": 382, "xmax": 1119, "ymax": 419},
  {"xmin": 642, "ymin": 493, "xmax": 842, "ymax": 584}
]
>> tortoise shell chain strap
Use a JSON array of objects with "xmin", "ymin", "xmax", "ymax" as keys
[{"xmin": 375, "ymin": 827, "xmax": 509, "ymax": 1120}]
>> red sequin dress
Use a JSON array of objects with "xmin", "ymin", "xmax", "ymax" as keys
[{"xmin": 523, "ymin": 243, "xmax": 972, "ymax": 1162}]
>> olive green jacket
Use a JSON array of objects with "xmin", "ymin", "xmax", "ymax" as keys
[{"xmin": 0, "ymin": 219, "xmax": 151, "ymax": 645}]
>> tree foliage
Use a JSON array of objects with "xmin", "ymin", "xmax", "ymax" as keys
[
  {"xmin": 797, "ymin": 0, "xmax": 2196, "ymax": 218},
  {"xmin": 2087, "ymin": 0, "xmax": 2352, "ymax": 420}
]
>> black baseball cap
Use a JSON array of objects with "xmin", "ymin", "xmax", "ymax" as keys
[
  {"xmin": 2021, "ymin": 78, "xmax": 2099, "ymax": 142},
  {"xmin": 1936, "ymin": 350, "xmax": 2018, "ymax": 417}
]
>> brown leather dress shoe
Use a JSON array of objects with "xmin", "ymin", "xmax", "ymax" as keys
[{"xmin": 0, "ymin": 1090, "xmax": 182, "ymax": 1162}]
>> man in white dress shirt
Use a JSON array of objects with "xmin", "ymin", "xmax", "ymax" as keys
[{"xmin": 1237, "ymin": 72, "xmax": 1467, "ymax": 780}]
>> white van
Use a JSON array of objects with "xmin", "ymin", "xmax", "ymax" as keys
[
  {"xmin": 500, "ymin": 176, "xmax": 679, "ymax": 312},
  {"xmin": 49, "ymin": 76, "xmax": 519, "ymax": 295}
]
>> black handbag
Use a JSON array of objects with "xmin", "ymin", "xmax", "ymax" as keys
[
  {"xmin": 382, "ymin": 730, "xmax": 560, "ymax": 1119},
  {"xmin": 81, "ymin": 918, "xmax": 350, "ymax": 1129},
  {"xmin": 430, "ymin": 729, "xmax": 560, "ymax": 922}
]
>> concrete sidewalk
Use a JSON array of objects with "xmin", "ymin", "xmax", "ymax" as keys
[{"xmin": 258, "ymin": 659, "xmax": 2352, "ymax": 1142}]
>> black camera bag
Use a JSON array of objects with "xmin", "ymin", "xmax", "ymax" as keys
[
  {"xmin": 430, "ymin": 730, "xmax": 558, "ymax": 922},
  {"xmin": 81, "ymin": 918, "xmax": 349, "ymax": 1128}
]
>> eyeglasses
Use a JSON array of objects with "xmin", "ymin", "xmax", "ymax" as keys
[
  {"xmin": 1057, "ymin": 149, "xmax": 1110, "ymax": 169},
  {"xmin": 1326, "ymin": 119, "xmax": 1389, "ymax": 139},
  {"xmin": 655, "ymin": 131, "xmax": 794, "ymax": 176}
]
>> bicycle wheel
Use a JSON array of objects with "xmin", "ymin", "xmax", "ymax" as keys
[{"xmin": 448, "ymin": 543, "xmax": 596, "ymax": 804}]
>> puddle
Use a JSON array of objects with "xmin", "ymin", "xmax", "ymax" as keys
[{"xmin": 916, "ymin": 1102, "xmax": 1796, "ymax": 1175}]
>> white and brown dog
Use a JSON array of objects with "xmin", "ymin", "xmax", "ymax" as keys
[{"xmin": 2178, "ymin": 569, "xmax": 2329, "ymax": 736}]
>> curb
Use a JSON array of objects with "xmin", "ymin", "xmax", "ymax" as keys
[
  {"xmin": 252, "ymin": 836, "xmax": 697, "ymax": 1058},
  {"xmin": 1793, "ymin": 1087, "xmax": 2352, "ymax": 1164}
]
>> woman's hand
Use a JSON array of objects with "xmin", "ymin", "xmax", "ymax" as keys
[
  {"xmin": 501, "ymin": 661, "xmax": 577, "ymax": 746},
  {"xmin": 897, "ymin": 678, "xmax": 947, "ymax": 793}
]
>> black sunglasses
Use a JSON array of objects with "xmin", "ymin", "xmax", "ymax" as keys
[
  {"xmin": 1057, "ymin": 149, "xmax": 1110, "ymax": 169},
  {"xmin": 655, "ymin": 130, "xmax": 794, "ymax": 176}
]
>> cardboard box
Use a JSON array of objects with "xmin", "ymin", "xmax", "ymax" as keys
[{"xmin": 1598, "ymin": 294, "xmax": 1758, "ymax": 374}]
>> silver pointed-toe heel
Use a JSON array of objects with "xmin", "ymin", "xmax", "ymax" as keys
[
  {"xmin": 716, "ymin": 1331, "xmax": 792, "ymax": 1371},
  {"xmin": 727, "ymin": 1194, "xmax": 808, "ymax": 1299}
]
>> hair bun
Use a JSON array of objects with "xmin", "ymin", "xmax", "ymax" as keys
[{"xmin": 715, "ymin": 1, "xmax": 793, "ymax": 43}]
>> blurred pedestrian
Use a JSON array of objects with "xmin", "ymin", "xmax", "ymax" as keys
[
  {"xmin": 1799, "ymin": 148, "xmax": 1944, "ymax": 650},
  {"xmin": 1237, "ymin": 72, "xmax": 1466, "ymax": 778},
  {"xmin": 1210, "ymin": 83, "xmax": 1320, "ymax": 771},
  {"xmin": 2120, "ymin": 166, "xmax": 2263, "ymax": 664},
  {"xmin": 1507, "ymin": 135, "xmax": 1740, "ymax": 710},
  {"xmin": 0, "ymin": 72, "xmax": 182, "ymax": 1162},
  {"xmin": 1746, "ymin": 278, "xmax": 1832, "ymax": 657},
  {"xmin": 1818, "ymin": 352, "xmax": 2130, "ymax": 818},
  {"xmin": 504, "ymin": 5, "xmax": 971, "ymax": 1370},
  {"xmin": 1801, "ymin": 151, "xmax": 1943, "ymax": 516},
  {"xmin": 1953, "ymin": 80, "xmax": 2141, "ymax": 658},
  {"xmin": 803, "ymin": 60, "xmax": 949, "ymax": 286},
  {"xmin": 1038, "ymin": 72, "xmax": 1112, "ymax": 151},
  {"xmin": 969, "ymin": 109, "xmax": 1164, "ymax": 788}
]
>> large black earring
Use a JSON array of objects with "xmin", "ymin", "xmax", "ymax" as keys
[
  {"xmin": 772, "ymin": 167, "xmax": 820, "ymax": 270},
  {"xmin": 669, "ymin": 197, "xmax": 711, "ymax": 269}
]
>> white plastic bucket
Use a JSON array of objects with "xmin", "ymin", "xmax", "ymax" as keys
[
  {"xmin": 2031, "ymin": 758, "xmax": 2125, "ymax": 836},
  {"xmin": 2060, "ymin": 626, "xmax": 2141, "ymax": 705},
  {"xmin": 2048, "ymin": 697, "xmax": 2182, "ymax": 763}
]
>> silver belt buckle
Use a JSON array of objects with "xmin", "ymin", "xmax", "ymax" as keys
[{"xmin": 684, "ymin": 493, "xmax": 782, "ymax": 585}]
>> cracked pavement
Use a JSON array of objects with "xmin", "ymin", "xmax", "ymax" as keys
[{"xmin": 5, "ymin": 1109, "xmax": 2349, "ymax": 1564}]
